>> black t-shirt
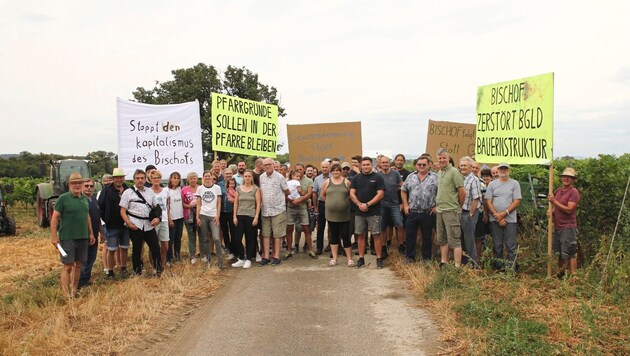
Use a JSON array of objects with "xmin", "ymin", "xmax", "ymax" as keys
[{"xmin": 350, "ymin": 172, "xmax": 386, "ymax": 216}]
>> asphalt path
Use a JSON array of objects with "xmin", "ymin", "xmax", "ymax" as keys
[{"xmin": 137, "ymin": 250, "xmax": 439, "ymax": 356}]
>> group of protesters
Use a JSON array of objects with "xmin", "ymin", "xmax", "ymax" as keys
[{"xmin": 50, "ymin": 149, "xmax": 580, "ymax": 298}]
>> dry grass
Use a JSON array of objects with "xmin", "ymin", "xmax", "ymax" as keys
[{"xmin": 0, "ymin": 206, "xmax": 226, "ymax": 355}]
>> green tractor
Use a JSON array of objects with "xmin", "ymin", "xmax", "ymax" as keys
[
  {"xmin": 0, "ymin": 182, "xmax": 16, "ymax": 236},
  {"xmin": 34, "ymin": 159, "xmax": 101, "ymax": 227}
]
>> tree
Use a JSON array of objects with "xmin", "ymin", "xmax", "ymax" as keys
[{"xmin": 132, "ymin": 64, "xmax": 285, "ymax": 165}]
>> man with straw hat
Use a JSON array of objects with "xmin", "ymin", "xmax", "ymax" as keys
[
  {"xmin": 50, "ymin": 172, "xmax": 95, "ymax": 298},
  {"xmin": 548, "ymin": 167, "xmax": 580, "ymax": 278}
]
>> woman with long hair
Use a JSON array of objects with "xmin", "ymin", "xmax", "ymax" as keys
[
  {"xmin": 231, "ymin": 170, "xmax": 261, "ymax": 269},
  {"xmin": 182, "ymin": 172, "xmax": 199, "ymax": 263},
  {"xmin": 166, "ymin": 171, "xmax": 184, "ymax": 264}
]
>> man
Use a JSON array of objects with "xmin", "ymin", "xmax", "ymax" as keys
[
  {"xmin": 471, "ymin": 161, "xmax": 480, "ymax": 177},
  {"xmin": 285, "ymin": 163, "xmax": 317, "ymax": 259},
  {"xmin": 234, "ymin": 161, "xmax": 247, "ymax": 185},
  {"xmin": 253, "ymin": 158, "xmax": 264, "ymax": 186},
  {"xmin": 485, "ymin": 163, "xmax": 522, "ymax": 270},
  {"xmin": 220, "ymin": 159, "xmax": 227, "ymax": 171},
  {"xmin": 435, "ymin": 148, "xmax": 466, "ymax": 268},
  {"xmin": 98, "ymin": 168, "xmax": 130, "ymax": 278},
  {"xmin": 78, "ymin": 178, "xmax": 103, "ymax": 289},
  {"xmin": 491, "ymin": 165, "xmax": 499, "ymax": 180},
  {"xmin": 305, "ymin": 164, "xmax": 316, "ymax": 180},
  {"xmin": 401, "ymin": 156, "xmax": 438, "ymax": 262},
  {"xmin": 350, "ymin": 157, "xmax": 386, "ymax": 268},
  {"xmin": 312, "ymin": 159, "xmax": 331, "ymax": 254},
  {"xmin": 120, "ymin": 169, "xmax": 163, "ymax": 276},
  {"xmin": 394, "ymin": 154, "xmax": 411, "ymax": 182},
  {"xmin": 50, "ymin": 172, "xmax": 95, "ymax": 298},
  {"xmin": 212, "ymin": 161, "xmax": 224, "ymax": 182},
  {"xmin": 144, "ymin": 165, "xmax": 157, "ymax": 188},
  {"xmin": 378, "ymin": 156, "xmax": 404, "ymax": 255},
  {"xmin": 349, "ymin": 155, "xmax": 361, "ymax": 181},
  {"xmin": 273, "ymin": 160, "xmax": 281, "ymax": 173},
  {"xmin": 549, "ymin": 167, "xmax": 580, "ymax": 278},
  {"xmin": 259, "ymin": 158, "xmax": 290, "ymax": 265},
  {"xmin": 459, "ymin": 156, "xmax": 482, "ymax": 266}
]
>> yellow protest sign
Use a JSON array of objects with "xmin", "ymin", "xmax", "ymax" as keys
[
  {"xmin": 287, "ymin": 122, "xmax": 362, "ymax": 168},
  {"xmin": 475, "ymin": 73, "xmax": 554, "ymax": 165},
  {"xmin": 425, "ymin": 120, "xmax": 476, "ymax": 165},
  {"xmin": 211, "ymin": 93, "xmax": 278, "ymax": 157}
]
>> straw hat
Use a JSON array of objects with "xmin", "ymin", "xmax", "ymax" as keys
[
  {"xmin": 112, "ymin": 168, "xmax": 126, "ymax": 177},
  {"xmin": 560, "ymin": 167, "xmax": 577, "ymax": 178},
  {"xmin": 68, "ymin": 172, "xmax": 84, "ymax": 183}
]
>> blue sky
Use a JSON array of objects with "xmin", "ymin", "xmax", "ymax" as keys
[{"xmin": 1, "ymin": 0, "xmax": 628, "ymax": 159}]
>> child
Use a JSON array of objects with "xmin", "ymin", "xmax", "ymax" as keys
[{"xmin": 287, "ymin": 170, "xmax": 303, "ymax": 201}]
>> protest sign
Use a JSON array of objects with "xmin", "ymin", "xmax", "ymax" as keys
[
  {"xmin": 287, "ymin": 122, "xmax": 362, "ymax": 167},
  {"xmin": 211, "ymin": 93, "xmax": 278, "ymax": 158},
  {"xmin": 476, "ymin": 72, "xmax": 554, "ymax": 165},
  {"xmin": 425, "ymin": 120, "xmax": 476, "ymax": 165},
  {"xmin": 117, "ymin": 99, "xmax": 204, "ymax": 179}
]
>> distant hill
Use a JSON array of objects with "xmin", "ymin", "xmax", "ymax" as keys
[{"xmin": 0, "ymin": 154, "xmax": 18, "ymax": 159}]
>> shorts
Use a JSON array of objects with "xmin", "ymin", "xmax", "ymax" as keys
[
  {"xmin": 355, "ymin": 215, "xmax": 382, "ymax": 235},
  {"xmin": 436, "ymin": 211, "xmax": 462, "ymax": 248},
  {"xmin": 553, "ymin": 228, "xmax": 578, "ymax": 259},
  {"xmin": 381, "ymin": 205, "xmax": 404, "ymax": 229},
  {"xmin": 262, "ymin": 211, "xmax": 287, "ymax": 239},
  {"xmin": 105, "ymin": 227, "xmax": 130, "ymax": 251},
  {"xmin": 287, "ymin": 205, "xmax": 309, "ymax": 226},
  {"xmin": 155, "ymin": 221, "xmax": 170, "ymax": 242},
  {"xmin": 59, "ymin": 239, "xmax": 88, "ymax": 264}
]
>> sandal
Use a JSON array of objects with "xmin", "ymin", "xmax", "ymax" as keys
[
  {"xmin": 347, "ymin": 259, "xmax": 356, "ymax": 267},
  {"xmin": 328, "ymin": 259, "xmax": 337, "ymax": 267}
]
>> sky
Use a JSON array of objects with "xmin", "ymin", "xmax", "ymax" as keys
[{"xmin": 1, "ymin": 0, "xmax": 629, "ymax": 159}]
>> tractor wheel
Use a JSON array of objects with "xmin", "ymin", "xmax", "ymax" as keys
[
  {"xmin": 37, "ymin": 192, "xmax": 49, "ymax": 227},
  {"xmin": 6, "ymin": 217, "xmax": 16, "ymax": 236}
]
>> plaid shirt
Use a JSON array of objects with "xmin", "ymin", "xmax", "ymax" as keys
[
  {"xmin": 260, "ymin": 170, "xmax": 288, "ymax": 217},
  {"xmin": 462, "ymin": 172, "xmax": 482, "ymax": 211}
]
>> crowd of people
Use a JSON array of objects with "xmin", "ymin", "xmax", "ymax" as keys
[{"xmin": 50, "ymin": 150, "xmax": 580, "ymax": 298}]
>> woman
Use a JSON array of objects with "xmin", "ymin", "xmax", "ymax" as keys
[
  {"xmin": 151, "ymin": 170, "xmax": 170, "ymax": 268},
  {"xmin": 196, "ymin": 171, "xmax": 223, "ymax": 268},
  {"xmin": 182, "ymin": 172, "xmax": 199, "ymax": 263},
  {"xmin": 321, "ymin": 163, "xmax": 353, "ymax": 267},
  {"xmin": 219, "ymin": 167, "xmax": 237, "ymax": 259},
  {"xmin": 231, "ymin": 170, "xmax": 261, "ymax": 269},
  {"xmin": 167, "ymin": 172, "xmax": 184, "ymax": 264}
]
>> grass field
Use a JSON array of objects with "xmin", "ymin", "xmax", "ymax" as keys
[{"xmin": 0, "ymin": 206, "xmax": 225, "ymax": 355}]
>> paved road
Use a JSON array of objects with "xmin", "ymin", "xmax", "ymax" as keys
[{"xmin": 137, "ymin": 252, "xmax": 439, "ymax": 356}]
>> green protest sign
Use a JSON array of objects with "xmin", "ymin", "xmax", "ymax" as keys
[
  {"xmin": 476, "ymin": 73, "xmax": 554, "ymax": 165},
  {"xmin": 211, "ymin": 93, "xmax": 278, "ymax": 157}
]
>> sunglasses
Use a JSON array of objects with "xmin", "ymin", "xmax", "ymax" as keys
[
  {"xmin": 417, "ymin": 163, "xmax": 427, "ymax": 167},
  {"xmin": 84, "ymin": 184, "xmax": 94, "ymax": 188}
]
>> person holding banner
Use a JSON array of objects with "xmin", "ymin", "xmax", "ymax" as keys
[
  {"xmin": 435, "ymin": 148, "xmax": 466, "ymax": 268},
  {"xmin": 548, "ymin": 168, "xmax": 580, "ymax": 278},
  {"xmin": 485, "ymin": 163, "xmax": 522, "ymax": 271},
  {"xmin": 259, "ymin": 158, "xmax": 290, "ymax": 266}
]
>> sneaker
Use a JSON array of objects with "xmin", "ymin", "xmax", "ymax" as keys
[
  {"xmin": 315, "ymin": 249, "xmax": 323, "ymax": 256},
  {"xmin": 381, "ymin": 248, "xmax": 389, "ymax": 261},
  {"xmin": 308, "ymin": 251, "xmax": 318, "ymax": 259},
  {"xmin": 106, "ymin": 270, "xmax": 115, "ymax": 279},
  {"xmin": 202, "ymin": 256, "xmax": 209, "ymax": 264},
  {"xmin": 398, "ymin": 244, "xmax": 406, "ymax": 254},
  {"xmin": 243, "ymin": 260, "xmax": 252, "ymax": 269},
  {"xmin": 282, "ymin": 241, "xmax": 288, "ymax": 249},
  {"xmin": 292, "ymin": 246, "xmax": 299, "ymax": 254},
  {"xmin": 217, "ymin": 262, "xmax": 224, "ymax": 270},
  {"xmin": 439, "ymin": 262, "xmax": 446, "ymax": 270},
  {"xmin": 166, "ymin": 262, "xmax": 172, "ymax": 267},
  {"xmin": 271, "ymin": 258, "xmax": 282, "ymax": 266},
  {"xmin": 303, "ymin": 245, "xmax": 309, "ymax": 253},
  {"xmin": 227, "ymin": 253, "xmax": 235, "ymax": 260},
  {"xmin": 356, "ymin": 258, "xmax": 365, "ymax": 268},
  {"xmin": 120, "ymin": 267, "xmax": 129, "ymax": 277},
  {"xmin": 282, "ymin": 252, "xmax": 293, "ymax": 260},
  {"xmin": 231, "ymin": 259, "xmax": 246, "ymax": 268},
  {"xmin": 376, "ymin": 258, "xmax": 384, "ymax": 269},
  {"xmin": 259, "ymin": 258, "xmax": 270, "ymax": 266},
  {"xmin": 255, "ymin": 252, "xmax": 262, "ymax": 262},
  {"xmin": 191, "ymin": 258, "xmax": 197, "ymax": 265}
]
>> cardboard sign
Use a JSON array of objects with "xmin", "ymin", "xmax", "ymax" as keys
[
  {"xmin": 117, "ymin": 98, "xmax": 204, "ymax": 179},
  {"xmin": 425, "ymin": 120, "xmax": 476, "ymax": 165},
  {"xmin": 287, "ymin": 122, "xmax": 362, "ymax": 167},
  {"xmin": 476, "ymin": 72, "xmax": 554, "ymax": 165},
  {"xmin": 211, "ymin": 93, "xmax": 278, "ymax": 158}
]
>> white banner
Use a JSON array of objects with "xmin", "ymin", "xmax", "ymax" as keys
[{"xmin": 117, "ymin": 98, "xmax": 204, "ymax": 179}]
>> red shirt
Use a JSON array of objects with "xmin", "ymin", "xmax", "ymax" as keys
[{"xmin": 553, "ymin": 186, "xmax": 580, "ymax": 229}]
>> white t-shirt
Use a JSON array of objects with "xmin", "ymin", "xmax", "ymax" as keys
[
  {"xmin": 287, "ymin": 179, "xmax": 301, "ymax": 200},
  {"xmin": 195, "ymin": 184, "xmax": 222, "ymax": 217},
  {"xmin": 154, "ymin": 187, "xmax": 169, "ymax": 221},
  {"xmin": 167, "ymin": 186, "xmax": 184, "ymax": 220}
]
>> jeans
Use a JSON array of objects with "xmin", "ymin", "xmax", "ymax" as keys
[
  {"xmin": 199, "ymin": 215, "xmax": 222, "ymax": 263},
  {"xmin": 235, "ymin": 215, "xmax": 256, "ymax": 260},
  {"xmin": 167, "ymin": 218, "xmax": 184, "ymax": 262},
  {"xmin": 490, "ymin": 222, "xmax": 518, "ymax": 269},
  {"xmin": 79, "ymin": 241, "xmax": 98, "ymax": 287},
  {"xmin": 460, "ymin": 210, "xmax": 479, "ymax": 265},
  {"xmin": 185, "ymin": 220, "xmax": 199, "ymax": 259},
  {"xmin": 316, "ymin": 201, "xmax": 327, "ymax": 251},
  {"xmin": 405, "ymin": 209, "xmax": 435, "ymax": 261},
  {"xmin": 129, "ymin": 228, "xmax": 162, "ymax": 275}
]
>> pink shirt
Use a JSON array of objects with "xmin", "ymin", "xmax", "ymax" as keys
[{"xmin": 182, "ymin": 186, "xmax": 197, "ymax": 221}]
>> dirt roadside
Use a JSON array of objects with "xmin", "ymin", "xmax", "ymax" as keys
[{"xmin": 133, "ymin": 252, "xmax": 440, "ymax": 356}]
